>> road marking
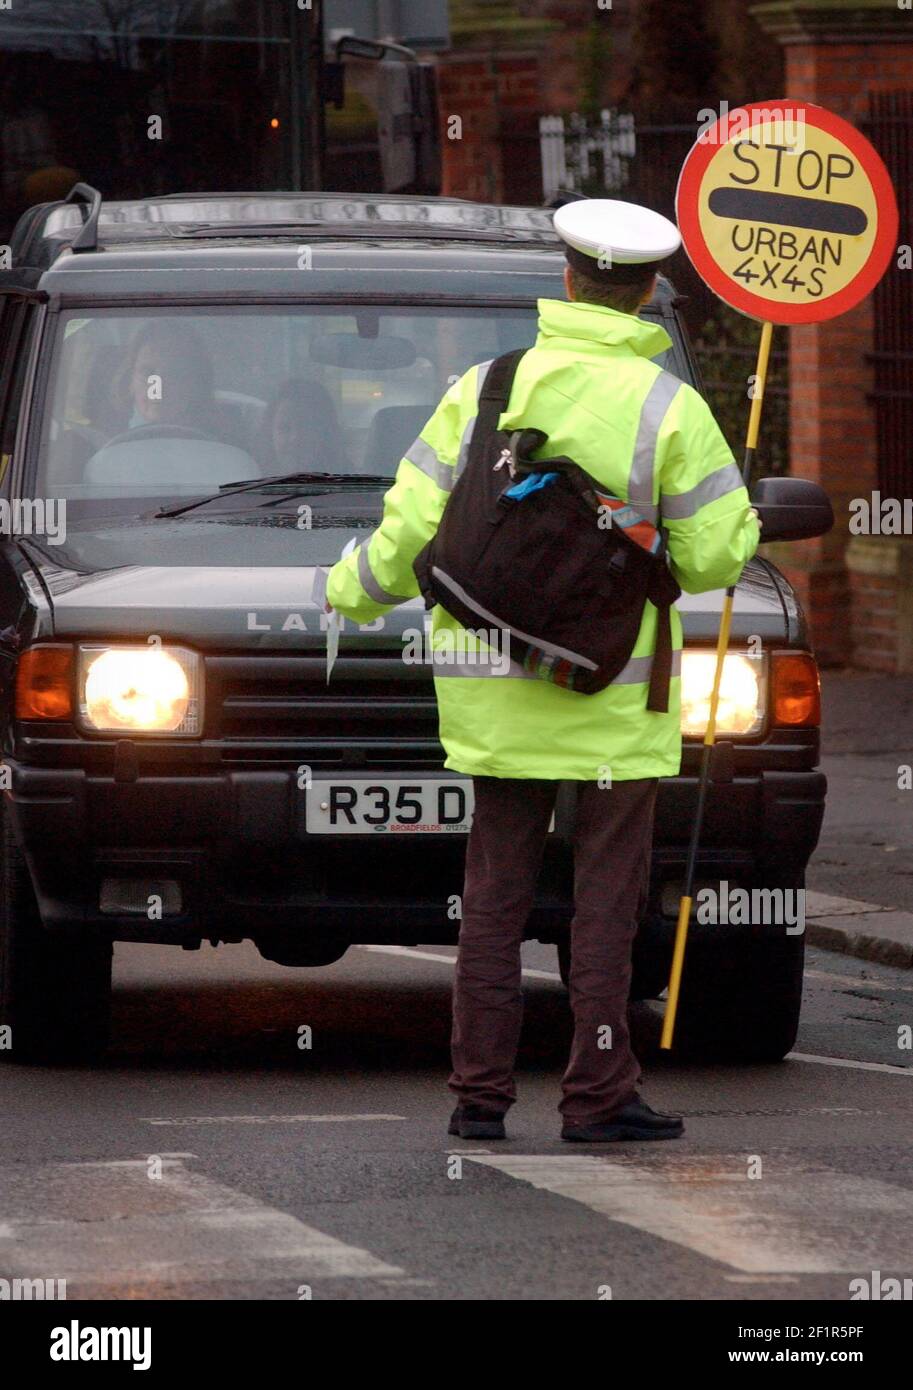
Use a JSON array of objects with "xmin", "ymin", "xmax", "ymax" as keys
[
  {"xmin": 0, "ymin": 1159, "xmax": 403, "ymax": 1293},
  {"xmin": 724, "ymin": 1274, "xmax": 800, "ymax": 1284},
  {"xmin": 143, "ymin": 1113, "xmax": 406, "ymax": 1126},
  {"xmin": 362, "ymin": 945, "xmax": 913, "ymax": 993},
  {"xmin": 359, "ymin": 943, "xmax": 561, "ymax": 981},
  {"xmin": 788, "ymin": 1051, "xmax": 913, "ymax": 1076},
  {"xmin": 360, "ymin": 945, "xmax": 458, "ymax": 966},
  {"xmin": 465, "ymin": 1152, "xmax": 913, "ymax": 1274},
  {"xmin": 358, "ymin": 945, "xmax": 911, "ymax": 1011},
  {"xmin": 373, "ymin": 1276, "xmax": 437, "ymax": 1288}
]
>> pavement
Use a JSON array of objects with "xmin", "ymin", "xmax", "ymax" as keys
[{"xmin": 804, "ymin": 670, "xmax": 913, "ymax": 966}]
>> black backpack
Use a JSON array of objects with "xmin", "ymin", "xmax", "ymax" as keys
[{"xmin": 413, "ymin": 349, "xmax": 681, "ymax": 711}]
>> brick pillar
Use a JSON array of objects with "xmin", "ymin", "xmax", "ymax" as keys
[
  {"xmin": 434, "ymin": 49, "xmax": 544, "ymax": 206},
  {"xmin": 436, "ymin": 58, "xmax": 504, "ymax": 202},
  {"xmin": 494, "ymin": 56, "xmax": 542, "ymax": 206},
  {"xmin": 751, "ymin": 1, "xmax": 913, "ymax": 668}
]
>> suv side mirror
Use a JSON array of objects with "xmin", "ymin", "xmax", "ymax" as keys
[{"xmin": 749, "ymin": 476, "xmax": 834, "ymax": 543}]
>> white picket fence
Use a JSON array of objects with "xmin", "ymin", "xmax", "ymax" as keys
[{"xmin": 539, "ymin": 110, "xmax": 636, "ymax": 201}]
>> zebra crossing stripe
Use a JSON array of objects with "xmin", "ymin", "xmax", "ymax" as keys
[
  {"xmin": 465, "ymin": 1152, "xmax": 913, "ymax": 1274},
  {"xmin": 0, "ymin": 1159, "xmax": 403, "ymax": 1292}
]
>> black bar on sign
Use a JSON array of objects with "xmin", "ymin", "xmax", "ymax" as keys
[{"xmin": 708, "ymin": 187, "xmax": 868, "ymax": 234}]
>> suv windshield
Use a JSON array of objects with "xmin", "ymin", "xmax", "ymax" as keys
[{"xmin": 36, "ymin": 305, "xmax": 679, "ymax": 512}]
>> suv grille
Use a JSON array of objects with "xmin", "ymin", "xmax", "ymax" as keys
[{"xmin": 206, "ymin": 652, "xmax": 441, "ymax": 760}]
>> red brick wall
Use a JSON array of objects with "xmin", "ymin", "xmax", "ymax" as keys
[
  {"xmin": 437, "ymin": 59, "xmax": 503, "ymax": 202},
  {"xmin": 770, "ymin": 39, "xmax": 913, "ymax": 669},
  {"xmin": 851, "ymin": 568, "xmax": 899, "ymax": 672},
  {"xmin": 436, "ymin": 54, "xmax": 542, "ymax": 205}
]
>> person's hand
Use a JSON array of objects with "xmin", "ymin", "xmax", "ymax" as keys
[{"xmin": 749, "ymin": 507, "xmax": 763, "ymax": 529}]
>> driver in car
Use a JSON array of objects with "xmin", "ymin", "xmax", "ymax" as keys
[
  {"xmin": 84, "ymin": 322, "xmax": 256, "ymax": 487},
  {"xmin": 122, "ymin": 321, "xmax": 217, "ymax": 432}
]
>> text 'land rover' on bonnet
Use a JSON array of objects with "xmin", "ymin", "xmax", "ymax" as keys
[{"xmin": 0, "ymin": 186, "xmax": 829, "ymax": 1064}]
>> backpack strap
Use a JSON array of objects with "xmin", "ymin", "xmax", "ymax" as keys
[
  {"xmin": 646, "ymin": 603, "xmax": 673, "ymax": 713},
  {"xmin": 465, "ymin": 349, "xmax": 527, "ymax": 474},
  {"xmin": 645, "ymin": 562, "xmax": 681, "ymax": 713}
]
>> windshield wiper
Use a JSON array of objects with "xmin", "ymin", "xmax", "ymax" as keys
[{"xmin": 155, "ymin": 472, "xmax": 395, "ymax": 519}]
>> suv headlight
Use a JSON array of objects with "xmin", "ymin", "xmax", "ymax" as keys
[
  {"xmin": 680, "ymin": 651, "xmax": 765, "ymax": 737},
  {"xmin": 77, "ymin": 645, "xmax": 203, "ymax": 736}
]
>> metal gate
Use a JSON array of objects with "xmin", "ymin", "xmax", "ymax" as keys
[{"xmin": 866, "ymin": 90, "xmax": 913, "ymax": 502}]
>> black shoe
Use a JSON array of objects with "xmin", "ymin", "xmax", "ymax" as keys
[
  {"xmin": 448, "ymin": 1104, "xmax": 507, "ymax": 1140},
  {"xmin": 561, "ymin": 1094, "xmax": 684, "ymax": 1143}
]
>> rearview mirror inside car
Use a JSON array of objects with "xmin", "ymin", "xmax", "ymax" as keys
[
  {"xmin": 749, "ymin": 476, "xmax": 834, "ymax": 543},
  {"xmin": 308, "ymin": 332, "xmax": 417, "ymax": 370}
]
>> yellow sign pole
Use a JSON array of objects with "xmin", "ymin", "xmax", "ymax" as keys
[{"xmin": 660, "ymin": 318, "xmax": 774, "ymax": 1050}]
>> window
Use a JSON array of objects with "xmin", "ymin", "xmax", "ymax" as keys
[
  {"xmin": 38, "ymin": 305, "xmax": 537, "ymax": 506},
  {"xmin": 37, "ymin": 302, "xmax": 684, "ymax": 512},
  {"xmin": 0, "ymin": 298, "xmax": 35, "ymax": 486}
]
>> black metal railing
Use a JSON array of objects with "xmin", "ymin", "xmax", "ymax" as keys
[{"xmin": 865, "ymin": 91, "xmax": 913, "ymax": 502}]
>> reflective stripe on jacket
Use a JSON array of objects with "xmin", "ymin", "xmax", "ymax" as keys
[{"xmin": 327, "ymin": 297, "xmax": 760, "ymax": 780}]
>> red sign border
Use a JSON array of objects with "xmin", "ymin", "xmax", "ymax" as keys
[{"xmin": 676, "ymin": 100, "xmax": 899, "ymax": 324}]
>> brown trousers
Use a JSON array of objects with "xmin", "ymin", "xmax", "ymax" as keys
[{"xmin": 449, "ymin": 775, "xmax": 657, "ymax": 1124}]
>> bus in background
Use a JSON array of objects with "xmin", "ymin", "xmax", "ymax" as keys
[{"xmin": 0, "ymin": 0, "xmax": 443, "ymax": 245}]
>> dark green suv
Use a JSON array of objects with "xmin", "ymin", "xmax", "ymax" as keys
[{"xmin": 0, "ymin": 187, "xmax": 826, "ymax": 1064}]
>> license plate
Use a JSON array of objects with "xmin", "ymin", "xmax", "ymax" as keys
[{"xmin": 306, "ymin": 778, "xmax": 474, "ymax": 834}]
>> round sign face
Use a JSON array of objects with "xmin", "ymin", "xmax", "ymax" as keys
[{"xmin": 676, "ymin": 101, "xmax": 898, "ymax": 323}]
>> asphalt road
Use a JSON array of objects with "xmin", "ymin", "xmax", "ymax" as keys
[{"xmin": 2, "ymin": 935, "xmax": 912, "ymax": 1302}]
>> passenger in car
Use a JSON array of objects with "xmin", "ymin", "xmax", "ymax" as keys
[{"xmin": 256, "ymin": 378, "xmax": 351, "ymax": 474}]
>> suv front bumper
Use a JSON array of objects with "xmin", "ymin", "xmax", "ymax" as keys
[{"xmin": 7, "ymin": 756, "xmax": 826, "ymax": 943}]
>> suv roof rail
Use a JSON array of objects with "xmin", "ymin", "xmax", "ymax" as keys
[
  {"xmin": 10, "ymin": 189, "xmax": 566, "ymax": 270},
  {"xmin": 8, "ymin": 182, "xmax": 104, "ymax": 270},
  {"xmin": 64, "ymin": 182, "xmax": 103, "ymax": 254}
]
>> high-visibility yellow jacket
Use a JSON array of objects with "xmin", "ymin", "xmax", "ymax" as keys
[{"xmin": 327, "ymin": 297, "xmax": 760, "ymax": 780}]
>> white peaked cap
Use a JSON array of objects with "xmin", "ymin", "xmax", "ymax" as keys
[{"xmin": 553, "ymin": 198, "xmax": 681, "ymax": 265}]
